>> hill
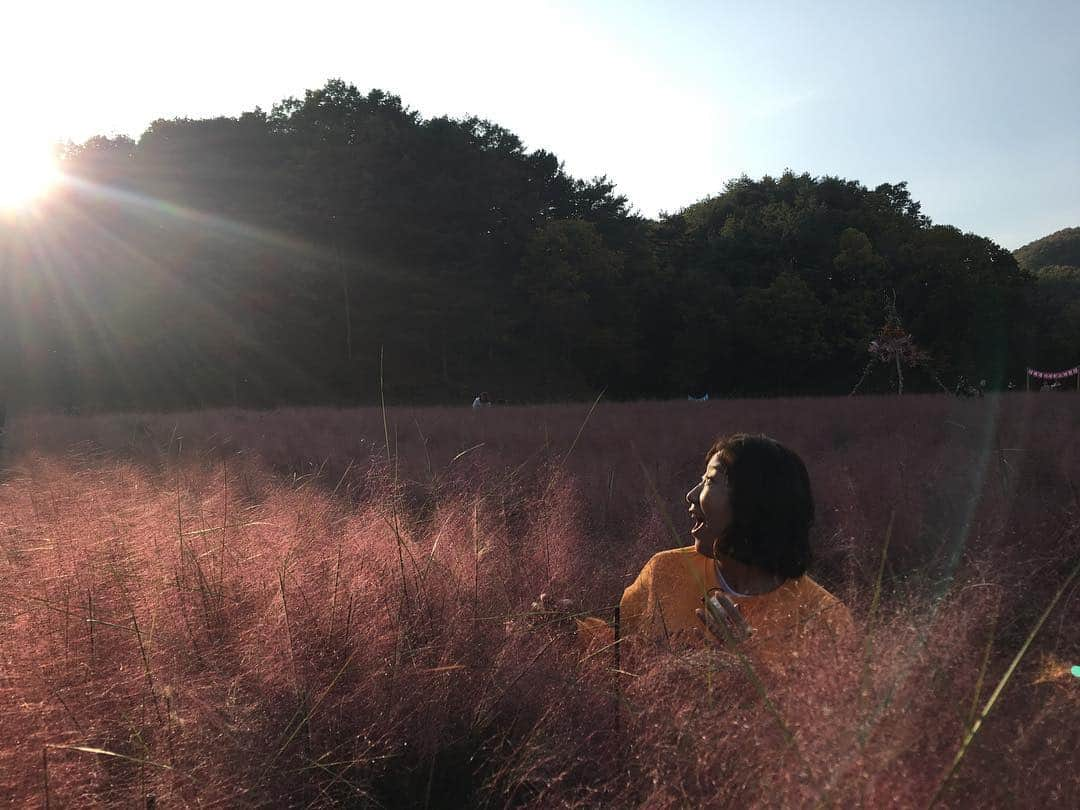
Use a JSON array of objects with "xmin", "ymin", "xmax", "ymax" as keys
[{"xmin": 1013, "ymin": 226, "xmax": 1080, "ymax": 272}]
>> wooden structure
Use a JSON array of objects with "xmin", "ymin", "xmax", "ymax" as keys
[{"xmin": 851, "ymin": 291, "xmax": 949, "ymax": 395}]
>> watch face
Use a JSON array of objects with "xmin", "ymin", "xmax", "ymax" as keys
[{"xmin": 704, "ymin": 589, "xmax": 753, "ymax": 643}]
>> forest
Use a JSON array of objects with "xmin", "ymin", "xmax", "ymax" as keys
[{"xmin": 0, "ymin": 79, "xmax": 1075, "ymax": 410}]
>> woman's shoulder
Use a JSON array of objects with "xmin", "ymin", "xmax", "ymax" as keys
[
  {"xmin": 649, "ymin": 545, "xmax": 699, "ymax": 563},
  {"xmin": 627, "ymin": 546, "xmax": 712, "ymax": 598},
  {"xmin": 640, "ymin": 545, "xmax": 705, "ymax": 578}
]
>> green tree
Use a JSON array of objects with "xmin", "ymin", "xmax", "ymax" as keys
[
  {"xmin": 735, "ymin": 271, "xmax": 827, "ymax": 391},
  {"xmin": 515, "ymin": 219, "xmax": 633, "ymax": 393}
]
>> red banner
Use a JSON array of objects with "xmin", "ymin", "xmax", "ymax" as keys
[{"xmin": 1027, "ymin": 366, "xmax": 1080, "ymax": 380}]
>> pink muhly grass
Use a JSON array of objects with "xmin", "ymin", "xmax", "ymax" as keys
[{"xmin": 0, "ymin": 393, "xmax": 1076, "ymax": 807}]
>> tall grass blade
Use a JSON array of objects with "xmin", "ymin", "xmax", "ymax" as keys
[
  {"xmin": 928, "ymin": 554, "xmax": 1080, "ymax": 808},
  {"xmin": 562, "ymin": 388, "xmax": 606, "ymax": 467},
  {"xmin": 45, "ymin": 744, "xmax": 174, "ymax": 770}
]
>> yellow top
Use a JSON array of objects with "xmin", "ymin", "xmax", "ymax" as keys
[{"xmin": 580, "ymin": 546, "xmax": 854, "ymax": 671}]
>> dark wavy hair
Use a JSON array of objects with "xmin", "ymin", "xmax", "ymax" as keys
[{"xmin": 707, "ymin": 433, "xmax": 813, "ymax": 579}]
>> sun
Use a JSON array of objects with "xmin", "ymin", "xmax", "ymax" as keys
[{"xmin": 0, "ymin": 138, "xmax": 62, "ymax": 211}]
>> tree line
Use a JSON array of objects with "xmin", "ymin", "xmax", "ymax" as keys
[{"xmin": 0, "ymin": 80, "xmax": 1072, "ymax": 411}]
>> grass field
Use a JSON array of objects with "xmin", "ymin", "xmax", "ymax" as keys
[{"xmin": 1, "ymin": 394, "xmax": 1078, "ymax": 807}]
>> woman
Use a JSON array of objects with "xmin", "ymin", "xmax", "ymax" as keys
[{"xmin": 581, "ymin": 434, "xmax": 853, "ymax": 670}]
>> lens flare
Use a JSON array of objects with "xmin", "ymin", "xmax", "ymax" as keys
[{"xmin": 0, "ymin": 139, "xmax": 61, "ymax": 211}]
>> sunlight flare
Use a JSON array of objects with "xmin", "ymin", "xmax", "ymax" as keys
[{"xmin": 0, "ymin": 137, "xmax": 61, "ymax": 210}]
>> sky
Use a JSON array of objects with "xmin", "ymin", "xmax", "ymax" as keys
[{"xmin": 3, "ymin": 0, "xmax": 1077, "ymax": 249}]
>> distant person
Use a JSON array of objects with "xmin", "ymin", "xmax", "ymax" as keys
[
  {"xmin": 472, "ymin": 391, "xmax": 494, "ymax": 409},
  {"xmin": 578, "ymin": 434, "xmax": 853, "ymax": 670},
  {"xmin": 955, "ymin": 376, "xmax": 981, "ymax": 398}
]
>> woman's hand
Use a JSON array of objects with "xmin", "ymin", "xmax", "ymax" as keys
[{"xmin": 696, "ymin": 591, "xmax": 752, "ymax": 644}]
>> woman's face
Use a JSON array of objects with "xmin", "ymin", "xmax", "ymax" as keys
[{"xmin": 686, "ymin": 452, "xmax": 732, "ymax": 558}]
